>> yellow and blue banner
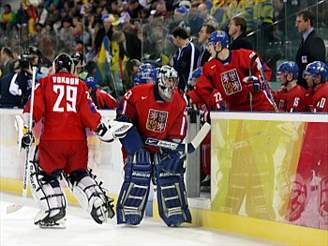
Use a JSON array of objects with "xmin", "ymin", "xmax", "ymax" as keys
[{"xmin": 96, "ymin": 36, "xmax": 111, "ymax": 85}]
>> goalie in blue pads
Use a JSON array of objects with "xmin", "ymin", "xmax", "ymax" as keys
[
  {"xmin": 113, "ymin": 65, "xmax": 192, "ymax": 226},
  {"xmin": 155, "ymin": 152, "xmax": 191, "ymax": 226},
  {"xmin": 116, "ymin": 149, "xmax": 152, "ymax": 225}
]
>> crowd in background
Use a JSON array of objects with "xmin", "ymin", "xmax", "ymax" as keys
[{"xmin": 0, "ymin": 0, "xmax": 327, "ymax": 106}]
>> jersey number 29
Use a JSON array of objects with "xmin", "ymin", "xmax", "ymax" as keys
[{"xmin": 53, "ymin": 85, "xmax": 77, "ymax": 112}]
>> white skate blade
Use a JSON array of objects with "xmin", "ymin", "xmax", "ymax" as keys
[{"xmin": 6, "ymin": 203, "xmax": 23, "ymax": 214}]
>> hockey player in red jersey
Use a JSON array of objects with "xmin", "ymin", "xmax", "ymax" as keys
[
  {"xmin": 85, "ymin": 76, "xmax": 117, "ymax": 109},
  {"xmin": 114, "ymin": 65, "xmax": 192, "ymax": 226},
  {"xmin": 304, "ymin": 61, "xmax": 328, "ymax": 112},
  {"xmin": 21, "ymin": 53, "xmax": 124, "ymax": 228},
  {"xmin": 285, "ymin": 61, "xmax": 328, "ymax": 229},
  {"xmin": 275, "ymin": 61, "xmax": 307, "ymax": 112},
  {"xmin": 187, "ymin": 30, "xmax": 275, "ymax": 112},
  {"xmin": 188, "ymin": 31, "xmax": 278, "ymax": 219}
]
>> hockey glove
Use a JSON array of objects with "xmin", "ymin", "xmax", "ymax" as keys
[
  {"xmin": 243, "ymin": 76, "xmax": 261, "ymax": 94},
  {"xmin": 96, "ymin": 121, "xmax": 115, "ymax": 143},
  {"xmin": 96, "ymin": 120, "xmax": 133, "ymax": 143},
  {"xmin": 158, "ymin": 150, "xmax": 186, "ymax": 174},
  {"xmin": 21, "ymin": 126, "xmax": 34, "ymax": 149}
]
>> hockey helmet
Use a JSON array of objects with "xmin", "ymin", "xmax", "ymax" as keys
[
  {"xmin": 208, "ymin": 30, "xmax": 229, "ymax": 48},
  {"xmin": 304, "ymin": 61, "xmax": 328, "ymax": 82},
  {"xmin": 134, "ymin": 63, "xmax": 157, "ymax": 85},
  {"xmin": 277, "ymin": 61, "xmax": 299, "ymax": 79},
  {"xmin": 85, "ymin": 76, "xmax": 97, "ymax": 89},
  {"xmin": 157, "ymin": 65, "xmax": 178, "ymax": 102},
  {"xmin": 53, "ymin": 53, "xmax": 74, "ymax": 73}
]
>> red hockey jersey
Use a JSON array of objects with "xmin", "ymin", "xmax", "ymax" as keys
[
  {"xmin": 275, "ymin": 85, "xmax": 307, "ymax": 112},
  {"xmin": 24, "ymin": 72, "xmax": 101, "ymax": 141},
  {"xmin": 312, "ymin": 83, "xmax": 328, "ymax": 112},
  {"xmin": 188, "ymin": 49, "xmax": 274, "ymax": 112},
  {"xmin": 92, "ymin": 88, "xmax": 117, "ymax": 109},
  {"xmin": 117, "ymin": 83, "xmax": 187, "ymax": 153}
]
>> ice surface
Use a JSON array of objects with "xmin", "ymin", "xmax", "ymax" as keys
[{"xmin": 0, "ymin": 193, "xmax": 278, "ymax": 246}]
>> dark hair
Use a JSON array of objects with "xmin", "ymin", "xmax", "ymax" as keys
[
  {"xmin": 4, "ymin": 4, "xmax": 12, "ymax": 11},
  {"xmin": 232, "ymin": 16, "xmax": 247, "ymax": 33},
  {"xmin": 297, "ymin": 10, "xmax": 314, "ymax": 26},
  {"xmin": 1, "ymin": 47, "xmax": 13, "ymax": 58},
  {"xmin": 172, "ymin": 26, "xmax": 189, "ymax": 39},
  {"xmin": 203, "ymin": 24, "xmax": 215, "ymax": 35},
  {"xmin": 130, "ymin": 58, "xmax": 141, "ymax": 67}
]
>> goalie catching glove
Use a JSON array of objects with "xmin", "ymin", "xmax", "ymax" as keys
[{"xmin": 96, "ymin": 119, "xmax": 133, "ymax": 142}]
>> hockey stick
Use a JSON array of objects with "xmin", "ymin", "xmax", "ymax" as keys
[
  {"xmin": 7, "ymin": 67, "xmax": 37, "ymax": 214},
  {"xmin": 145, "ymin": 122, "xmax": 211, "ymax": 153},
  {"xmin": 256, "ymin": 58, "xmax": 279, "ymax": 112},
  {"xmin": 250, "ymin": 53, "xmax": 279, "ymax": 112}
]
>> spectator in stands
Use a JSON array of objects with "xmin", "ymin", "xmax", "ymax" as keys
[
  {"xmin": 171, "ymin": 26, "xmax": 199, "ymax": 92},
  {"xmin": 16, "ymin": 2, "xmax": 29, "ymax": 28},
  {"xmin": 59, "ymin": 16, "xmax": 75, "ymax": 51},
  {"xmin": 228, "ymin": 16, "xmax": 253, "ymax": 51},
  {"xmin": 94, "ymin": 15, "xmax": 114, "ymax": 53},
  {"xmin": 123, "ymin": 20, "xmax": 142, "ymax": 60},
  {"xmin": 0, "ymin": 47, "xmax": 14, "ymax": 77},
  {"xmin": 295, "ymin": 10, "xmax": 326, "ymax": 88},
  {"xmin": 197, "ymin": 24, "xmax": 215, "ymax": 67},
  {"xmin": 188, "ymin": 2, "xmax": 205, "ymax": 35},
  {"xmin": 127, "ymin": 0, "xmax": 144, "ymax": 19},
  {"xmin": 0, "ymin": 60, "xmax": 21, "ymax": 108},
  {"xmin": 0, "ymin": 4, "xmax": 16, "ymax": 32},
  {"xmin": 124, "ymin": 58, "xmax": 141, "ymax": 90}
]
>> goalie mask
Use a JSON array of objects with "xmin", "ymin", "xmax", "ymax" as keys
[
  {"xmin": 53, "ymin": 53, "xmax": 74, "ymax": 73},
  {"xmin": 157, "ymin": 65, "xmax": 178, "ymax": 102}
]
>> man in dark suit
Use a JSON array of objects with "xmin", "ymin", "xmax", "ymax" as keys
[
  {"xmin": 295, "ymin": 10, "xmax": 326, "ymax": 88},
  {"xmin": 228, "ymin": 16, "xmax": 253, "ymax": 51},
  {"xmin": 197, "ymin": 24, "xmax": 215, "ymax": 67}
]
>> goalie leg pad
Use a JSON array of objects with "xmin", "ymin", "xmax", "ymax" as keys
[
  {"xmin": 155, "ymin": 165, "xmax": 192, "ymax": 226},
  {"xmin": 30, "ymin": 161, "xmax": 66, "ymax": 227},
  {"xmin": 67, "ymin": 169, "xmax": 115, "ymax": 224},
  {"xmin": 117, "ymin": 149, "xmax": 152, "ymax": 225}
]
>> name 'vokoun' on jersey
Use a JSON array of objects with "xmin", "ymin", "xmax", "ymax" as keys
[{"xmin": 24, "ymin": 72, "xmax": 101, "ymax": 141}]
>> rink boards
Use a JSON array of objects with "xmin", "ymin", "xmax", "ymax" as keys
[{"xmin": 0, "ymin": 109, "xmax": 327, "ymax": 246}]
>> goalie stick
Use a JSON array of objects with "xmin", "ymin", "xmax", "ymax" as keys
[
  {"xmin": 145, "ymin": 122, "xmax": 211, "ymax": 153},
  {"xmin": 7, "ymin": 67, "xmax": 37, "ymax": 214}
]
